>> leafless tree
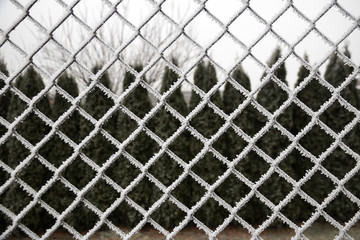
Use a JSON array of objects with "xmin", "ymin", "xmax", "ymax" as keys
[{"xmin": 34, "ymin": 0, "xmax": 201, "ymax": 94}]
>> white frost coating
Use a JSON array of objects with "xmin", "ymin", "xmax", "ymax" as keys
[{"xmin": 0, "ymin": 0, "xmax": 359, "ymax": 239}]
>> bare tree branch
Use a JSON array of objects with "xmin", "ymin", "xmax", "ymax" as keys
[{"xmin": 34, "ymin": 1, "xmax": 200, "ymax": 94}]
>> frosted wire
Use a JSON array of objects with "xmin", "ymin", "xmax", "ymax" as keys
[{"xmin": 0, "ymin": 0, "xmax": 359, "ymax": 239}]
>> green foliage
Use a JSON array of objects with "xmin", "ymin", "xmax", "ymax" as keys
[
  {"xmin": 287, "ymin": 55, "xmax": 332, "ymax": 222},
  {"xmin": 293, "ymin": 57, "xmax": 331, "ymax": 150},
  {"xmin": 75, "ymin": 66, "xmax": 119, "ymax": 230},
  {"xmin": 218, "ymin": 65, "xmax": 263, "ymax": 222},
  {"xmin": 49, "ymin": 73, "xmax": 80, "ymax": 164},
  {"xmin": 2, "ymin": 66, "xmax": 53, "ymax": 232},
  {"xmin": 223, "ymin": 66, "xmax": 251, "ymax": 159},
  {"xmin": 1, "ymin": 47, "xmax": 360, "ymax": 232},
  {"xmin": 189, "ymin": 61, "xmax": 227, "ymax": 227},
  {"xmin": 255, "ymin": 48, "xmax": 292, "ymax": 225},
  {"xmin": 257, "ymin": 48, "xmax": 288, "ymax": 114},
  {"xmin": 0, "ymin": 58, "xmax": 9, "ymax": 121},
  {"xmin": 189, "ymin": 62, "xmax": 205, "ymax": 111},
  {"xmin": 342, "ymin": 46, "xmax": 359, "ymax": 109},
  {"xmin": 0, "ymin": 59, "xmax": 9, "ymax": 175},
  {"xmin": 320, "ymin": 50, "xmax": 360, "ymax": 222},
  {"xmin": 115, "ymin": 65, "xmax": 158, "ymax": 226},
  {"xmin": 0, "ymin": 58, "xmax": 10, "ymax": 232},
  {"xmin": 41, "ymin": 73, "xmax": 80, "ymax": 226},
  {"xmin": 147, "ymin": 60, "xmax": 190, "ymax": 228}
]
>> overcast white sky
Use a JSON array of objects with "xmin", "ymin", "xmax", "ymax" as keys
[{"xmin": 0, "ymin": 0, "xmax": 359, "ymax": 91}]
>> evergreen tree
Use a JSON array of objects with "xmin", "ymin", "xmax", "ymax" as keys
[
  {"xmin": 223, "ymin": 66, "xmax": 251, "ymax": 160},
  {"xmin": 255, "ymin": 48, "xmax": 293, "ymax": 225},
  {"xmin": 113, "ymin": 65, "xmax": 158, "ymax": 226},
  {"xmin": 0, "ymin": 58, "xmax": 10, "ymax": 127},
  {"xmin": 70, "ymin": 66, "xmax": 118, "ymax": 230},
  {"xmin": 41, "ymin": 73, "xmax": 81, "ymax": 226},
  {"xmin": 0, "ymin": 59, "xmax": 9, "ymax": 184},
  {"xmin": 293, "ymin": 54, "xmax": 331, "ymax": 133},
  {"xmin": 2, "ymin": 66, "xmax": 53, "ymax": 232},
  {"xmin": 189, "ymin": 61, "xmax": 227, "ymax": 227},
  {"xmin": 257, "ymin": 48, "xmax": 288, "ymax": 114},
  {"xmin": 217, "ymin": 65, "xmax": 264, "ymax": 223},
  {"xmin": 146, "ymin": 60, "xmax": 190, "ymax": 228},
  {"xmin": 288, "ymin": 55, "xmax": 332, "ymax": 223},
  {"xmin": 0, "ymin": 58, "xmax": 10, "ymax": 233},
  {"xmin": 342, "ymin": 46, "xmax": 360, "ymax": 109},
  {"xmin": 321, "ymin": 49, "xmax": 360, "ymax": 222}
]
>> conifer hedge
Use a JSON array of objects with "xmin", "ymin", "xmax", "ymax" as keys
[
  {"xmin": 189, "ymin": 61, "xmax": 227, "ymax": 227},
  {"xmin": 0, "ymin": 59, "xmax": 10, "ymax": 233},
  {"xmin": 319, "ymin": 49, "xmax": 360, "ymax": 222},
  {"xmin": 115, "ymin": 65, "xmax": 157, "ymax": 226},
  {"xmin": 0, "ymin": 59, "xmax": 9, "ymax": 185},
  {"xmin": 147, "ymin": 60, "xmax": 190, "ymax": 228},
  {"xmin": 1, "ymin": 48, "xmax": 360, "ymax": 232},
  {"xmin": 69, "ymin": 66, "xmax": 118, "ymax": 230},
  {"xmin": 42, "ymin": 73, "xmax": 81, "ymax": 229},
  {"xmin": 217, "ymin": 65, "xmax": 261, "ymax": 223},
  {"xmin": 255, "ymin": 48, "xmax": 293, "ymax": 226},
  {"xmin": 290, "ymin": 54, "xmax": 332, "ymax": 222},
  {"xmin": 2, "ymin": 66, "xmax": 53, "ymax": 232}
]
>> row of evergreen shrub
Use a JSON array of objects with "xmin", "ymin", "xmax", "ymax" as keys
[{"xmin": 0, "ymin": 47, "xmax": 360, "ymax": 233}]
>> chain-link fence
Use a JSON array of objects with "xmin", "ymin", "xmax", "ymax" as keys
[{"xmin": 0, "ymin": 0, "xmax": 360, "ymax": 239}]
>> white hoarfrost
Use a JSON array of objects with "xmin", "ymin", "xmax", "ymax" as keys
[{"xmin": 0, "ymin": 0, "xmax": 359, "ymax": 239}]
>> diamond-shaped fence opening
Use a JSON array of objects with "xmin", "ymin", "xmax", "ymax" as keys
[{"xmin": 0, "ymin": 0, "xmax": 360, "ymax": 239}]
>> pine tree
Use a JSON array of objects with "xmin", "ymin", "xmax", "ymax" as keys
[
  {"xmin": 69, "ymin": 66, "xmax": 118, "ymax": 230},
  {"xmin": 321, "ymin": 48, "xmax": 360, "ymax": 222},
  {"xmin": 2, "ymin": 66, "xmax": 53, "ymax": 232},
  {"xmin": 0, "ymin": 58, "xmax": 10, "ymax": 233},
  {"xmin": 147, "ymin": 60, "xmax": 190, "ymax": 228},
  {"xmin": 255, "ymin": 48, "xmax": 293, "ymax": 225},
  {"xmin": 189, "ymin": 61, "xmax": 227, "ymax": 227},
  {"xmin": 114, "ymin": 65, "xmax": 158, "ymax": 226},
  {"xmin": 41, "ymin": 73, "xmax": 81, "ymax": 226}
]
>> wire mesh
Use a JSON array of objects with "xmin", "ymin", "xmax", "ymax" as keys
[{"xmin": 0, "ymin": 0, "xmax": 359, "ymax": 239}]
